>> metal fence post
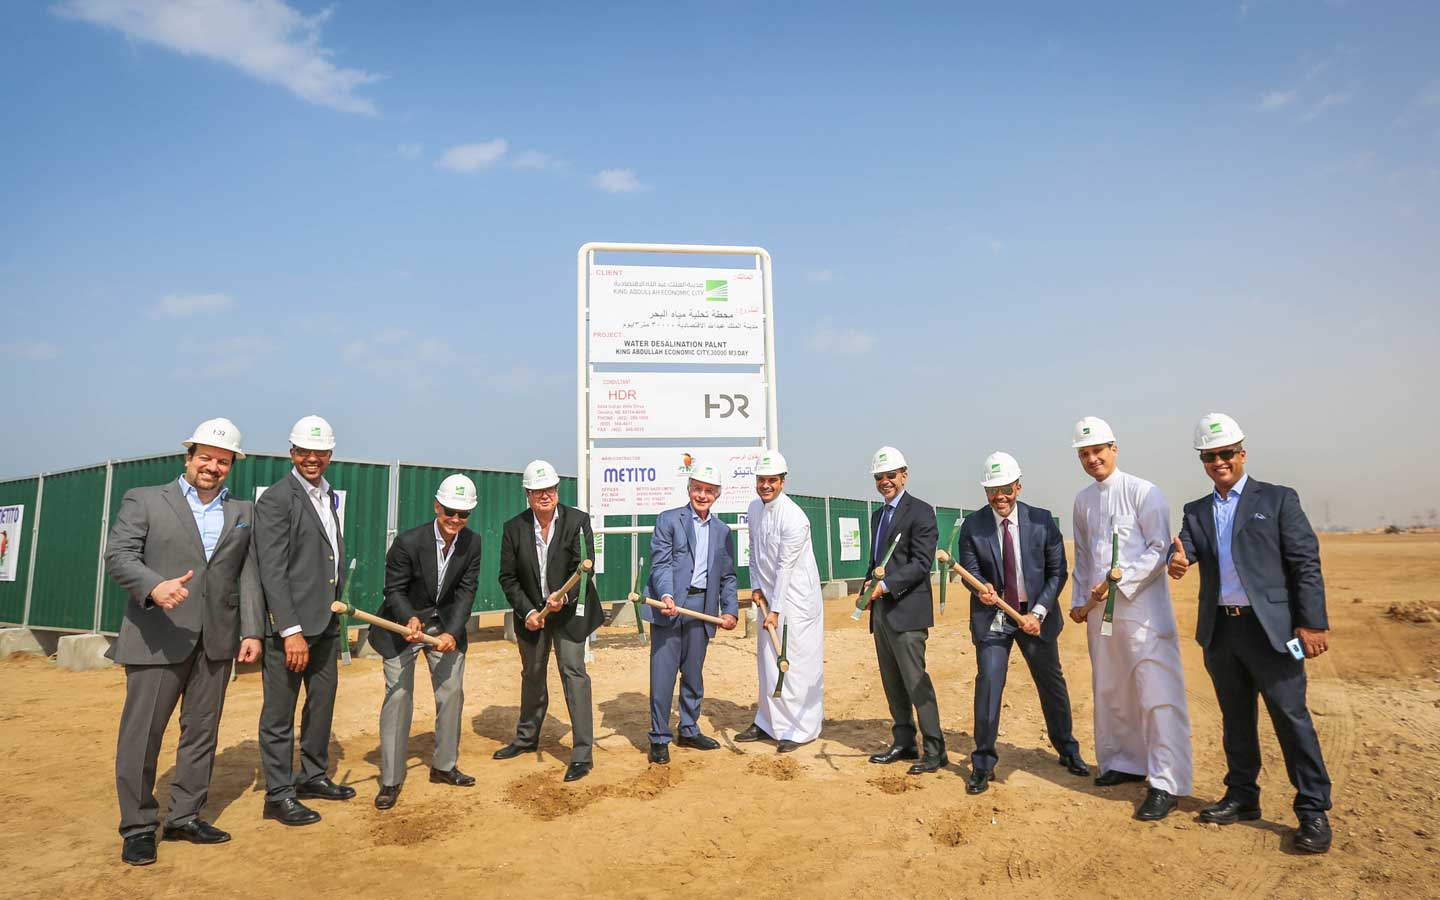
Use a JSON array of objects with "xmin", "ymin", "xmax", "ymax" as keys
[
  {"xmin": 91, "ymin": 460, "xmax": 115, "ymax": 633},
  {"xmin": 823, "ymin": 496, "xmax": 834, "ymax": 582},
  {"xmin": 385, "ymin": 460, "xmax": 400, "ymax": 551},
  {"xmin": 21, "ymin": 474, "xmax": 44, "ymax": 627}
]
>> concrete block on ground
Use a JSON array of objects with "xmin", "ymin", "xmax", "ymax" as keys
[
  {"xmin": 0, "ymin": 627, "xmax": 45, "ymax": 659},
  {"xmin": 503, "ymin": 611, "xmax": 516, "ymax": 643},
  {"xmin": 608, "ymin": 600, "xmax": 637, "ymax": 628},
  {"xmin": 822, "ymin": 581, "xmax": 850, "ymax": 600},
  {"xmin": 351, "ymin": 627, "xmax": 384, "ymax": 659},
  {"xmin": 56, "ymin": 633, "xmax": 115, "ymax": 671}
]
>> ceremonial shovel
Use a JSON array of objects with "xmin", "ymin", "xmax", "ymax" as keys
[
  {"xmin": 938, "ymin": 520, "xmax": 962, "ymax": 615},
  {"xmin": 330, "ymin": 600, "xmax": 444, "ymax": 648},
  {"xmin": 536, "ymin": 534, "xmax": 594, "ymax": 625},
  {"xmin": 338, "ymin": 558, "xmax": 358, "ymax": 665},
  {"xmin": 625, "ymin": 593, "xmax": 727, "ymax": 625},
  {"xmin": 631, "ymin": 556, "xmax": 649, "ymax": 641},
  {"xmin": 1078, "ymin": 528, "xmax": 1122, "ymax": 636},
  {"xmin": 933, "ymin": 549, "xmax": 1026, "ymax": 628},
  {"xmin": 752, "ymin": 592, "xmax": 789, "ymax": 697},
  {"xmin": 851, "ymin": 531, "xmax": 903, "ymax": 621}
]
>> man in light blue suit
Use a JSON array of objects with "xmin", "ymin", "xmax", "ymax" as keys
[{"xmin": 643, "ymin": 461, "xmax": 739, "ymax": 763}]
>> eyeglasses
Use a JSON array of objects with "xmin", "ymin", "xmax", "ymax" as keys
[
  {"xmin": 1199, "ymin": 449, "xmax": 1242, "ymax": 464},
  {"xmin": 873, "ymin": 470, "xmax": 902, "ymax": 482},
  {"xmin": 440, "ymin": 507, "xmax": 471, "ymax": 519},
  {"xmin": 526, "ymin": 487, "xmax": 558, "ymax": 497},
  {"xmin": 985, "ymin": 484, "xmax": 1018, "ymax": 497},
  {"xmin": 291, "ymin": 448, "xmax": 331, "ymax": 460}
]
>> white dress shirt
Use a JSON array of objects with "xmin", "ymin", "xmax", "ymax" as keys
[{"xmin": 992, "ymin": 506, "xmax": 1043, "ymax": 619}]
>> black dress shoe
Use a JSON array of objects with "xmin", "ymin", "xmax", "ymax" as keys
[
  {"xmin": 1294, "ymin": 816, "xmax": 1332, "ymax": 854},
  {"xmin": 1058, "ymin": 754, "xmax": 1091, "ymax": 777},
  {"xmin": 735, "ymin": 723, "xmax": 770, "ymax": 743},
  {"xmin": 966, "ymin": 769, "xmax": 994, "ymax": 795},
  {"xmin": 564, "ymin": 762, "xmax": 593, "ymax": 782},
  {"xmin": 675, "ymin": 732, "xmax": 720, "ymax": 751},
  {"xmin": 868, "ymin": 745, "xmax": 920, "ymax": 765},
  {"xmin": 295, "ymin": 777, "xmax": 356, "ymax": 801},
  {"xmin": 121, "ymin": 832, "xmax": 157, "ymax": 866},
  {"xmin": 648, "ymin": 742, "xmax": 670, "ymax": 764},
  {"xmin": 493, "ymin": 741, "xmax": 537, "ymax": 760},
  {"xmin": 263, "ymin": 797, "xmax": 321, "ymax": 826},
  {"xmin": 162, "ymin": 819, "xmax": 230, "ymax": 844},
  {"xmin": 1198, "ymin": 797, "xmax": 1262, "ymax": 825},
  {"xmin": 374, "ymin": 784, "xmax": 401, "ymax": 810},
  {"xmin": 430, "ymin": 767, "xmax": 476, "ymax": 787},
  {"xmin": 776, "ymin": 740, "xmax": 802, "ymax": 753},
  {"xmin": 1135, "ymin": 787, "xmax": 1178, "ymax": 821},
  {"xmin": 1094, "ymin": 769, "xmax": 1146, "ymax": 787},
  {"xmin": 907, "ymin": 753, "xmax": 949, "ymax": 775}
]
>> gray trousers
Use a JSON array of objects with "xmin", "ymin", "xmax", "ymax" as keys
[
  {"xmin": 514, "ymin": 630, "xmax": 593, "ymax": 763},
  {"xmin": 379, "ymin": 646, "xmax": 466, "ymax": 786},
  {"xmin": 259, "ymin": 632, "xmax": 338, "ymax": 801},
  {"xmin": 873, "ymin": 611, "xmax": 945, "ymax": 758},
  {"xmin": 115, "ymin": 644, "xmax": 231, "ymax": 837}
]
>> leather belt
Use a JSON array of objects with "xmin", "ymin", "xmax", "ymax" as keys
[
  {"xmin": 687, "ymin": 586, "xmax": 707, "ymax": 595},
  {"xmin": 1220, "ymin": 605, "xmax": 1250, "ymax": 617}
]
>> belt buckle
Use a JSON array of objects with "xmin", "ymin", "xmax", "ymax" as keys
[{"xmin": 1222, "ymin": 606, "xmax": 1244, "ymax": 617}]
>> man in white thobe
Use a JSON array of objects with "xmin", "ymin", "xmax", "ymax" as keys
[
  {"xmin": 1069, "ymin": 416, "xmax": 1193, "ymax": 821},
  {"xmin": 735, "ymin": 450, "xmax": 824, "ymax": 751}
]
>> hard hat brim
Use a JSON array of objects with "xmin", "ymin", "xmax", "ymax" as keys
[
  {"xmin": 435, "ymin": 494, "xmax": 479, "ymax": 511},
  {"xmin": 523, "ymin": 476, "xmax": 561, "ymax": 490},
  {"xmin": 182, "ymin": 439, "xmax": 246, "ymax": 460}
]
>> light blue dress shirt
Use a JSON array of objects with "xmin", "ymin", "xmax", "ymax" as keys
[
  {"xmin": 179, "ymin": 475, "xmax": 227, "ymax": 562},
  {"xmin": 1213, "ymin": 474, "xmax": 1251, "ymax": 607},
  {"xmin": 689, "ymin": 506, "xmax": 710, "ymax": 590}
]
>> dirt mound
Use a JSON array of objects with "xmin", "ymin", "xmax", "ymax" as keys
[
  {"xmin": 369, "ymin": 807, "xmax": 451, "ymax": 846},
  {"xmin": 1386, "ymin": 600, "xmax": 1440, "ymax": 623},
  {"xmin": 504, "ymin": 764, "xmax": 683, "ymax": 820},
  {"xmin": 747, "ymin": 756, "xmax": 802, "ymax": 781},
  {"xmin": 868, "ymin": 774, "xmax": 921, "ymax": 795},
  {"xmin": 928, "ymin": 808, "xmax": 970, "ymax": 847}
]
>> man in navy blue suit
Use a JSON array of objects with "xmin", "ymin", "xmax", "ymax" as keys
[
  {"xmin": 1170, "ymin": 413, "xmax": 1333, "ymax": 854},
  {"xmin": 957, "ymin": 452, "xmax": 1089, "ymax": 794},
  {"xmin": 643, "ymin": 461, "xmax": 739, "ymax": 763}
]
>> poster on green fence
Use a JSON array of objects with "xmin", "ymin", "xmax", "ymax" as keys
[
  {"xmin": 838, "ymin": 516, "xmax": 861, "ymax": 562},
  {"xmin": 0, "ymin": 505, "xmax": 23, "ymax": 582}
]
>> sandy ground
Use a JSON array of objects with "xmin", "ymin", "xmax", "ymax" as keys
[{"xmin": 2, "ymin": 532, "xmax": 1438, "ymax": 900}]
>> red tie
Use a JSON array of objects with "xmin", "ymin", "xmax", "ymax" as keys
[{"xmin": 1002, "ymin": 518, "xmax": 1022, "ymax": 611}]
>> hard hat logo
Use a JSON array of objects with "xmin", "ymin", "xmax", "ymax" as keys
[
  {"xmin": 1210, "ymin": 422, "xmax": 1222, "ymax": 433},
  {"xmin": 1083, "ymin": 427, "xmax": 1091, "ymax": 435},
  {"xmin": 878, "ymin": 453, "xmax": 888, "ymax": 463},
  {"xmin": 456, "ymin": 486, "xmax": 465, "ymax": 495},
  {"xmin": 311, "ymin": 427, "xmax": 322, "ymax": 437},
  {"xmin": 991, "ymin": 463, "xmax": 1001, "ymax": 472}
]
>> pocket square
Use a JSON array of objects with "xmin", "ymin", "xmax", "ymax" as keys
[
  {"xmin": 1252, "ymin": 513, "xmax": 1266, "ymax": 520},
  {"xmin": 236, "ymin": 522, "xmax": 251, "ymax": 529}
]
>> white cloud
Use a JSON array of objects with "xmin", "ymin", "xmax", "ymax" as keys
[
  {"xmin": 341, "ymin": 328, "xmax": 454, "ymax": 386},
  {"xmin": 55, "ymin": 0, "xmax": 381, "ymax": 116},
  {"xmin": 3, "ymin": 339, "xmax": 62, "ymax": 361},
  {"xmin": 1300, "ymin": 86, "xmax": 1356, "ymax": 122},
  {"xmin": 805, "ymin": 269, "xmax": 835, "ymax": 284},
  {"xmin": 396, "ymin": 143, "xmax": 422, "ymax": 160},
  {"xmin": 150, "ymin": 292, "xmax": 234, "ymax": 318},
  {"xmin": 512, "ymin": 149, "xmax": 562, "ymax": 170},
  {"xmin": 435, "ymin": 139, "xmax": 508, "ymax": 173},
  {"xmin": 1258, "ymin": 89, "xmax": 1299, "ymax": 111},
  {"xmin": 805, "ymin": 321, "xmax": 875, "ymax": 354},
  {"xmin": 203, "ymin": 335, "xmax": 276, "ymax": 376},
  {"xmin": 592, "ymin": 168, "xmax": 646, "ymax": 193}
]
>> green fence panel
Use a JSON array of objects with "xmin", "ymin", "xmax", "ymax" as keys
[
  {"xmin": 935, "ymin": 506, "xmax": 964, "ymax": 570},
  {"xmin": 785, "ymin": 493, "xmax": 831, "ymax": 583},
  {"xmin": 28, "ymin": 465, "xmax": 107, "ymax": 630},
  {"xmin": 0, "ymin": 477, "xmax": 39, "ymax": 625},
  {"xmin": 594, "ymin": 515, "xmax": 633, "ymax": 604},
  {"xmin": 98, "ymin": 455, "xmax": 187, "ymax": 632},
  {"xmin": 827, "ymin": 497, "xmax": 872, "ymax": 580}
]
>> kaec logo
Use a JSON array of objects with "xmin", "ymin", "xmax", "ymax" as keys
[{"xmin": 705, "ymin": 280, "xmax": 728, "ymax": 301}]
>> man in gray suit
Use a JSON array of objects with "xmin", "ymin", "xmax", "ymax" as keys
[
  {"xmin": 104, "ymin": 417, "xmax": 263, "ymax": 866},
  {"xmin": 254, "ymin": 414, "xmax": 353, "ymax": 826}
]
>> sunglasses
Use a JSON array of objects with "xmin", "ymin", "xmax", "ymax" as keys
[
  {"xmin": 1199, "ymin": 449, "xmax": 1242, "ymax": 464},
  {"xmin": 873, "ymin": 470, "xmax": 902, "ymax": 482},
  {"xmin": 985, "ymin": 484, "xmax": 1018, "ymax": 497},
  {"xmin": 440, "ymin": 506, "xmax": 471, "ymax": 519}
]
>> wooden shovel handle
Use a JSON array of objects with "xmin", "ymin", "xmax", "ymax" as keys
[
  {"xmin": 536, "ymin": 559, "xmax": 594, "ymax": 623},
  {"xmin": 331, "ymin": 601, "xmax": 443, "ymax": 647},
  {"xmin": 933, "ymin": 550, "xmax": 1025, "ymax": 625},
  {"xmin": 628, "ymin": 593, "xmax": 726, "ymax": 626},
  {"xmin": 753, "ymin": 592, "xmax": 783, "ymax": 656}
]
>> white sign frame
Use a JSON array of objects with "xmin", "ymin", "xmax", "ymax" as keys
[{"xmin": 578, "ymin": 243, "xmax": 777, "ymax": 535}]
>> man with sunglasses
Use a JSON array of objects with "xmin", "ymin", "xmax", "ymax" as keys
[
  {"xmin": 957, "ymin": 452, "xmax": 1087, "ymax": 795},
  {"xmin": 370, "ymin": 474, "xmax": 483, "ymax": 809},
  {"xmin": 1169, "ymin": 413, "xmax": 1333, "ymax": 853},
  {"xmin": 254, "ymin": 415, "xmax": 353, "ymax": 826},
  {"xmin": 863, "ymin": 447, "xmax": 945, "ymax": 775},
  {"xmin": 496, "ymin": 460, "xmax": 605, "ymax": 782},
  {"xmin": 1070, "ymin": 417, "xmax": 1192, "ymax": 821}
]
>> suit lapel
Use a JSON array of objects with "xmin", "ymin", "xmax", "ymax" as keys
[
  {"xmin": 1197, "ymin": 493, "xmax": 1218, "ymax": 551},
  {"xmin": 1233, "ymin": 480, "xmax": 1261, "ymax": 536},
  {"xmin": 546, "ymin": 506, "xmax": 572, "ymax": 591},
  {"xmin": 292, "ymin": 475, "xmax": 331, "ymax": 548},
  {"xmin": 214, "ymin": 493, "xmax": 239, "ymax": 551},
  {"xmin": 162, "ymin": 481, "xmax": 207, "ymax": 560},
  {"xmin": 419, "ymin": 521, "xmax": 439, "ymax": 599}
]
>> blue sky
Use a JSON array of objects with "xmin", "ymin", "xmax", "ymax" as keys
[{"xmin": 2, "ymin": 1, "xmax": 1437, "ymax": 531}]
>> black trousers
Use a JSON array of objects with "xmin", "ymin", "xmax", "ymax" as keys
[
  {"xmin": 258, "ymin": 631, "xmax": 339, "ymax": 801},
  {"xmin": 1203, "ymin": 612, "xmax": 1331, "ymax": 816},
  {"xmin": 972, "ymin": 629, "xmax": 1080, "ymax": 772}
]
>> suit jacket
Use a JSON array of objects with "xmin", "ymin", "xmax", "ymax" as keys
[
  {"xmin": 643, "ymin": 504, "xmax": 739, "ymax": 639},
  {"xmin": 254, "ymin": 471, "xmax": 346, "ymax": 637},
  {"xmin": 957, "ymin": 502, "xmax": 1068, "ymax": 644},
  {"xmin": 1177, "ymin": 478, "xmax": 1327, "ymax": 653},
  {"xmin": 867, "ymin": 491, "xmax": 939, "ymax": 634},
  {"xmin": 104, "ymin": 480, "xmax": 264, "ymax": 665},
  {"xmin": 498, "ymin": 505, "xmax": 604, "ymax": 643},
  {"xmin": 369, "ymin": 521, "xmax": 482, "ymax": 658}
]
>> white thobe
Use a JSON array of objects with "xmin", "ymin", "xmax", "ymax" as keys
[
  {"xmin": 747, "ymin": 493, "xmax": 824, "ymax": 742},
  {"xmin": 1072, "ymin": 469, "xmax": 1193, "ymax": 796}
]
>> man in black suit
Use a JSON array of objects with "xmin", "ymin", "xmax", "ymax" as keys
[
  {"xmin": 1170, "ymin": 413, "xmax": 1333, "ymax": 853},
  {"xmin": 254, "ymin": 415, "xmax": 354, "ymax": 826},
  {"xmin": 495, "ymin": 459, "xmax": 604, "ymax": 782},
  {"xmin": 371, "ymin": 474, "xmax": 484, "ymax": 810},
  {"xmin": 863, "ymin": 446, "xmax": 945, "ymax": 775},
  {"xmin": 957, "ymin": 452, "xmax": 1088, "ymax": 794}
]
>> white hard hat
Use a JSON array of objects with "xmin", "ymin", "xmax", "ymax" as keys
[
  {"xmin": 1071, "ymin": 416, "xmax": 1116, "ymax": 448},
  {"xmin": 871, "ymin": 446, "xmax": 908, "ymax": 474},
  {"xmin": 1194, "ymin": 412, "xmax": 1245, "ymax": 451},
  {"xmin": 980, "ymin": 451, "xmax": 1022, "ymax": 488},
  {"xmin": 183, "ymin": 417, "xmax": 245, "ymax": 459},
  {"xmin": 435, "ymin": 473, "xmax": 478, "ymax": 511},
  {"xmin": 754, "ymin": 450, "xmax": 788, "ymax": 477},
  {"xmin": 689, "ymin": 461, "xmax": 723, "ymax": 487},
  {"xmin": 289, "ymin": 415, "xmax": 336, "ymax": 451},
  {"xmin": 522, "ymin": 459, "xmax": 560, "ymax": 490}
]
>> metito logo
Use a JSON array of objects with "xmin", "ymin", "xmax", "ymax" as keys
[
  {"xmin": 602, "ymin": 467, "xmax": 657, "ymax": 483},
  {"xmin": 705, "ymin": 280, "xmax": 728, "ymax": 301}
]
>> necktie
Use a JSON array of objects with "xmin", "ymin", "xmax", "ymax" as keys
[
  {"xmin": 1002, "ymin": 518, "xmax": 1022, "ymax": 612},
  {"xmin": 874, "ymin": 503, "xmax": 894, "ymax": 560}
]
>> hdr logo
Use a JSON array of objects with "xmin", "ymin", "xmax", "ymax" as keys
[{"xmin": 704, "ymin": 393, "xmax": 750, "ymax": 419}]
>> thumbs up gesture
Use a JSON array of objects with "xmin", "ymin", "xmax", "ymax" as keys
[
  {"xmin": 1167, "ymin": 537, "xmax": 1189, "ymax": 580},
  {"xmin": 153, "ymin": 569, "xmax": 194, "ymax": 609}
]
